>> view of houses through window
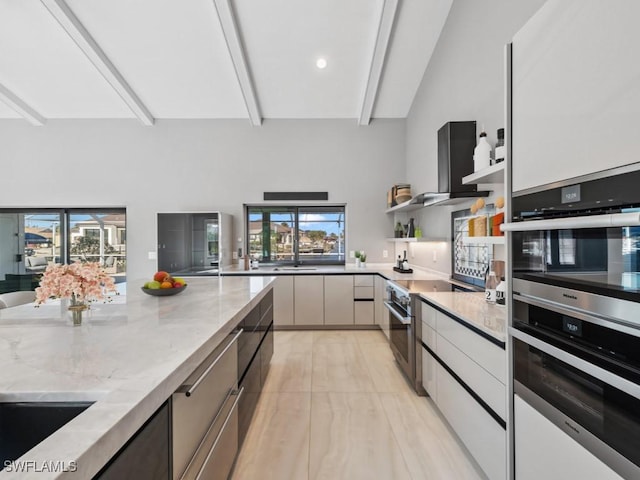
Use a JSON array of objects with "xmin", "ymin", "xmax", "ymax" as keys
[
  {"xmin": 0, "ymin": 209, "xmax": 126, "ymax": 294},
  {"xmin": 246, "ymin": 205, "xmax": 345, "ymax": 264}
]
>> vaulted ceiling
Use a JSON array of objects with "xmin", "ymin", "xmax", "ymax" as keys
[{"xmin": 0, "ymin": 0, "xmax": 452, "ymax": 126}]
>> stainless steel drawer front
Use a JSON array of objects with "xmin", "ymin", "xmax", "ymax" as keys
[
  {"xmin": 173, "ymin": 331, "xmax": 240, "ymax": 479},
  {"xmin": 179, "ymin": 387, "xmax": 244, "ymax": 480}
]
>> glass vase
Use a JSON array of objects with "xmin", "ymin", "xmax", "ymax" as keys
[{"xmin": 68, "ymin": 295, "xmax": 87, "ymax": 326}]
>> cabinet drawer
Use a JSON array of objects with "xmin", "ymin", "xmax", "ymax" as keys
[
  {"xmin": 436, "ymin": 312, "xmax": 506, "ymax": 384},
  {"xmin": 421, "ymin": 322, "xmax": 436, "ymax": 351},
  {"xmin": 172, "ymin": 331, "xmax": 239, "ymax": 479},
  {"xmin": 180, "ymin": 388, "xmax": 242, "ymax": 480},
  {"xmin": 421, "ymin": 302, "xmax": 437, "ymax": 330},
  {"xmin": 421, "ymin": 346, "xmax": 437, "ymax": 399},
  {"xmin": 354, "ymin": 300, "xmax": 374, "ymax": 325},
  {"xmin": 436, "ymin": 333, "xmax": 506, "ymax": 420},
  {"xmin": 354, "ymin": 286, "xmax": 374, "ymax": 299},
  {"xmin": 436, "ymin": 363, "xmax": 506, "ymax": 480},
  {"xmin": 354, "ymin": 275, "xmax": 374, "ymax": 287}
]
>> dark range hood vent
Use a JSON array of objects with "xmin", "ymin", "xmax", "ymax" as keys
[{"xmin": 414, "ymin": 121, "xmax": 489, "ymax": 207}]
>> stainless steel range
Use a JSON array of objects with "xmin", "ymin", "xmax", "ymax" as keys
[{"xmin": 385, "ymin": 279, "xmax": 463, "ymax": 394}]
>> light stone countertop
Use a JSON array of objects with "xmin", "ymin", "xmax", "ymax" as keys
[
  {"xmin": 419, "ymin": 291, "xmax": 507, "ymax": 344},
  {"xmin": 0, "ymin": 276, "xmax": 275, "ymax": 479},
  {"xmin": 221, "ymin": 262, "xmax": 459, "ymax": 282}
]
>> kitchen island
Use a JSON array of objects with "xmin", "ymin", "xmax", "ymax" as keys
[{"xmin": 0, "ymin": 276, "xmax": 275, "ymax": 479}]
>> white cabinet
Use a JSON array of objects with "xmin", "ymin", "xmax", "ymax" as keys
[
  {"xmin": 374, "ymin": 275, "xmax": 388, "ymax": 339},
  {"xmin": 421, "ymin": 303, "xmax": 437, "ymax": 330},
  {"xmin": 324, "ymin": 275, "xmax": 354, "ymax": 326},
  {"xmin": 268, "ymin": 273, "xmax": 380, "ymax": 328},
  {"xmin": 418, "ymin": 299, "xmax": 507, "ymax": 480},
  {"xmin": 354, "ymin": 301, "xmax": 374, "ymax": 325},
  {"xmin": 437, "ymin": 362, "xmax": 506, "ymax": 480},
  {"xmin": 514, "ymin": 395, "xmax": 623, "ymax": 480},
  {"xmin": 512, "ymin": 0, "xmax": 640, "ymax": 192},
  {"xmin": 273, "ymin": 276, "xmax": 294, "ymax": 326},
  {"xmin": 354, "ymin": 275, "xmax": 374, "ymax": 287},
  {"xmin": 436, "ymin": 311, "xmax": 506, "ymax": 384},
  {"xmin": 294, "ymin": 276, "xmax": 324, "ymax": 326},
  {"xmin": 436, "ymin": 333, "xmax": 506, "ymax": 420},
  {"xmin": 421, "ymin": 345, "xmax": 437, "ymax": 399},
  {"xmin": 353, "ymin": 275, "xmax": 375, "ymax": 326}
]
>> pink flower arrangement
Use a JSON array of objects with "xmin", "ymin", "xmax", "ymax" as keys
[{"xmin": 35, "ymin": 262, "xmax": 118, "ymax": 306}]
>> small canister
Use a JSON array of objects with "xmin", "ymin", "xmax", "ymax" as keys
[{"xmin": 495, "ymin": 128, "xmax": 505, "ymax": 163}]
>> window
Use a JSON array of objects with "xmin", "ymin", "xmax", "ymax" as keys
[
  {"xmin": 246, "ymin": 205, "xmax": 345, "ymax": 265},
  {"xmin": 0, "ymin": 209, "xmax": 126, "ymax": 294}
]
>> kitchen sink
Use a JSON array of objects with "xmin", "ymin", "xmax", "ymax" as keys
[
  {"xmin": 273, "ymin": 267, "xmax": 317, "ymax": 271},
  {"xmin": 0, "ymin": 400, "xmax": 94, "ymax": 469}
]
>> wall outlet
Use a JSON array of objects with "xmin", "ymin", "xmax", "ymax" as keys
[
  {"xmin": 349, "ymin": 250, "xmax": 355, "ymax": 258},
  {"xmin": 382, "ymin": 250, "xmax": 388, "ymax": 258},
  {"xmin": 432, "ymin": 250, "xmax": 437, "ymax": 262},
  {"xmin": 232, "ymin": 251, "xmax": 238, "ymax": 260},
  {"xmin": 148, "ymin": 251, "xmax": 157, "ymax": 260}
]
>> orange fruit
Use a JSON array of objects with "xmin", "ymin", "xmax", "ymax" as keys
[{"xmin": 160, "ymin": 281, "xmax": 173, "ymax": 289}]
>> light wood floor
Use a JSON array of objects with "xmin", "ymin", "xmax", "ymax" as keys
[{"xmin": 231, "ymin": 330, "xmax": 486, "ymax": 480}]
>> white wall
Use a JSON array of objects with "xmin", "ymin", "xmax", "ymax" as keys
[
  {"xmin": 0, "ymin": 119, "xmax": 405, "ymax": 280},
  {"xmin": 401, "ymin": 0, "xmax": 546, "ymax": 275}
]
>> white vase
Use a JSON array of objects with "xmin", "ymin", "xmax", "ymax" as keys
[{"xmin": 355, "ymin": 259, "xmax": 361, "ymax": 268}]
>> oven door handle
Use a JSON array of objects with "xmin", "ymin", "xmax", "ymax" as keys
[
  {"xmin": 501, "ymin": 211, "xmax": 640, "ymax": 232},
  {"xmin": 384, "ymin": 301, "xmax": 412, "ymax": 325}
]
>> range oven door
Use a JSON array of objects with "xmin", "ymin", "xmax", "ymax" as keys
[{"xmin": 384, "ymin": 301, "xmax": 413, "ymax": 379}]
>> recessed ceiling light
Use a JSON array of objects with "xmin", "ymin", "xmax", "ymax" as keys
[{"xmin": 316, "ymin": 58, "xmax": 328, "ymax": 69}]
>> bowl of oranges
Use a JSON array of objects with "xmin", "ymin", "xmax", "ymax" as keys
[{"xmin": 141, "ymin": 271, "xmax": 187, "ymax": 296}]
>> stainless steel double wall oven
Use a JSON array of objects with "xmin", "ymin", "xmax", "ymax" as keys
[{"xmin": 506, "ymin": 164, "xmax": 640, "ymax": 479}]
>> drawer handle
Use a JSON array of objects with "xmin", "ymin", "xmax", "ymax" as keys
[
  {"xmin": 194, "ymin": 387, "xmax": 244, "ymax": 480},
  {"xmin": 384, "ymin": 301, "xmax": 412, "ymax": 325},
  {"xmin": 184, "ymin": 329, "xmax": 243, "ymax": 397}
]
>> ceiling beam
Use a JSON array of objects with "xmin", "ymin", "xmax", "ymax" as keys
[
  {"xmin": 213, "ymin": 0, "xmax": 262, "ymax": 126},
  {"xmin": 359, "ymin": 0, "xmax": 398, "ymax": 126},
  {"xmin": 40, "ymin": 0, "xmax": 154, "ymax": 126},
  {"xmin": 0, "ymin": 83, "xmax": 46, "ymax": 126}
]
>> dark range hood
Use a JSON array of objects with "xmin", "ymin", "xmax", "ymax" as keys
[{"xmin": 414, "ymin": 121, "xmax": 489, "ymax": 207}]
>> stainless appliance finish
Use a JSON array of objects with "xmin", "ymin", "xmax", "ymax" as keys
[
  {"xmin": 386, "ymin": 279, "xmax": 465, "ymax": 394},
  {"xmin": 385, "ymin": 280, "xmax": 414, "ymax": 389},
  {"xmin": 508, "ymin": 164, "xmax": 640, "ymax": 478},
  {"xmin": 505, "ymin": 162, "xmax": 640, "ymax": 304},
  {"xmin": 512, "ymin": 299, "xmax": 640, "ymax": 479},
  {"xmin": 172, "ymin": 330, "xmax": 241, "ymax": 480}
]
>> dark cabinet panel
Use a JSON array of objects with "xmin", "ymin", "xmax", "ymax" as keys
[
  {"xmin": 261, "ymin": 323, "xmax": 274, "ymax": 387},
  {"xmin": 238, "ymin": 354, "xmax": 261, "ymax": 446},
  {"xmin": 94, "ymin": 402, "xmax": 170, "ymax": 480}
]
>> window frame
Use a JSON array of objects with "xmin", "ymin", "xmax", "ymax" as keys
[
  {"xmin": 244, "ymin": 204, "xmax": 346, "ymax": 266},
  {"xmin": 0, "ymin": 207, "xmax": 126, "ymax": 270}
]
